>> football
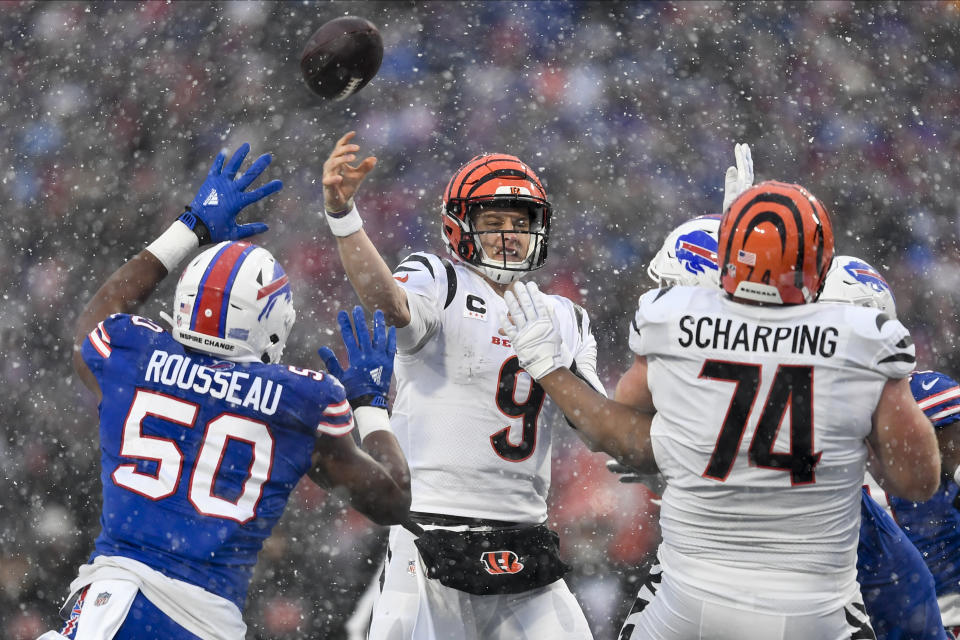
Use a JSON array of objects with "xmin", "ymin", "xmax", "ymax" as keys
[{"xmin": 300, "ymin": 16, "xmax": 383, "ymax": 101}]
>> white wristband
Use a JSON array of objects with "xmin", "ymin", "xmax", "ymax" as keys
[
  {"xmin": 323, "ymin": 200, "xmax": 363, "ymax": 237},
  {"xmin": 355, "ymin": 406, "xmax": 392, "ymax": 441},
  {"xmin": 146, "ymin": 221, "xmax": 199, "ymax": 272}
]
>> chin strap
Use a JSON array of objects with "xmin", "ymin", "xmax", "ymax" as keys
[{"xmin": 158, "ymin": 310, "xmax": 175, "ymax": 330}]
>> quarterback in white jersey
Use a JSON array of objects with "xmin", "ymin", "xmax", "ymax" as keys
[
  {"xmin": 504, "ymin": 179, "xmax": 940, "ymax": 639},
  {"xmin": 391, "ymin": 250, "xmax": 598, "ymax": 522},
  {"xmin": 319, "ymin": 132, "xmax": 600, "ymax": 640}
]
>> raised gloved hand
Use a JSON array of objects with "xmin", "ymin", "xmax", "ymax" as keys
[
  {"xmin": 501, "ymin": 281, "xmax": 571, "ymax": 381},
  {"xmin": 722, "ymin": 143, "xmax": 754, "ymax": 213},
  {"xmin": 180, "ymin": 143, "xmax": 283, "ymax": 244},
  {"xmin": 318, "ymin": 306, "xmax": 396, "ymax": 409}
]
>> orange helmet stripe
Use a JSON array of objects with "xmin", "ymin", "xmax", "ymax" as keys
[{"xmin": 719, "ymin": 180, "xmax": 834, "ymax": 305}]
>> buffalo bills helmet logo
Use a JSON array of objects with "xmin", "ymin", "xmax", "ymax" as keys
[
  {"xmin": 842, "ymin": 259, "xmax": 890, "ymax": 294},
  {"xmin": 675, "ymin": 229, "xmax": 719, "ymax": 277},
  {"xmin": 481, "ymin": 550, "xmax": 524, "ymax": 575}
]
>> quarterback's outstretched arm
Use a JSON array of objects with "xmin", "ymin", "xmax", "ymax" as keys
[{"xmin": 321, "ymin": 131, "xmax": 411, "ymax": 328}]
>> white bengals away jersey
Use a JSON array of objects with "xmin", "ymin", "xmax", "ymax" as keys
[
  {"xmin": 630, "ymin": 286, "xmax": 914, "ymax": 601},
  {"xmin": 390, "ymin": 252, "xmax": 603, "ymax": 523}
]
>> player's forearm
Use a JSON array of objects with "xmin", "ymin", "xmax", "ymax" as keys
[
  {"xmin": 72, "ymin": 250, "xmax": 168, "ymax": 398},
  {"xmin": 335, "ymin": 230, "xmax": 410, "ymax": 328},
  {"xmin": 346, "ymin": 458, "xmax": 412, "ymax": 526},
  {"xmin": 539, "ymin": 368, "xmax": 657, "ymax": 471},
  {"xmin": 74, "ymin": 250, "xmax": 167, "ymax": 349},
  {"xmin": 361, "ymin": 431, "xmax": 412, "ymax": 502}
]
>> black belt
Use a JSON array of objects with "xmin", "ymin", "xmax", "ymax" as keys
[{"xmin": 409, "ymin": 510, "xmax": 522, "ymax": 529}]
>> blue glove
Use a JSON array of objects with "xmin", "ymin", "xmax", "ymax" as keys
[
  {"xmin": 318, "ymin": 307, "xmax": 396, "ymax": 409},
  {"xmin": 179, "ymin": 142, "xmax": 283, "ymax": 244}
]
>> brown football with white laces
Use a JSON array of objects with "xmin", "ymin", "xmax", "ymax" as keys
[{"xmin": 300, "ymin": 16, "xmax": 383, "ymax": 101}]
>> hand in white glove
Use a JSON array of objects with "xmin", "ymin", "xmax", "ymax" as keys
[
  {"xmin": 501, "ymin": 281, "xmax": 571, "ymax": 381},
  {"xmin": 722, "ymin": 143, "xmax": 754, "ymax": 212}
]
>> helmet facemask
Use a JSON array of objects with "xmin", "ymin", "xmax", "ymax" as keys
[
  {"xmin": 461, "ymin": 202, "xmax": 548, "ymax": 284},
  {"xmin": 169, "ymin": 241, "xmax": 296, "ymax": 364}
]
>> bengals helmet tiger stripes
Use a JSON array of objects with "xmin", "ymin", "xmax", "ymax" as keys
[
  {"xmin": 718, "ymin": 180, "xmax": 834, "ymax": 305},
  {"xmin": 441, "ymin": 153, "xmax": 551, "ymax": 284}
]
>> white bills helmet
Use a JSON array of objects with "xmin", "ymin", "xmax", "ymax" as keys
[
  {"xmin": 647, "ymin": 215, "xmax": 722, "ymax": 288},
  {"xmin": 170, "ymin": 241, "xmax": 295, "ymax": 363},
  {"xmin": 818, "ymin": 255, "xmax": 897, "ymax": 318}
]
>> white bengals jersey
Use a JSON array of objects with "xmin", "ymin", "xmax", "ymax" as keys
[
  {"xmin": 630, "ymin": 285, "xmax": 914, "ymax": 607},
  {"xmin": 390, "ymin": 252, "xmax": 603, "ymax": 523}
]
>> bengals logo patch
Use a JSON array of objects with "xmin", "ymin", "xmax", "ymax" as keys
[{"xmin": 481, "ymin": 550, "xmax": 524, "ymax": 575}]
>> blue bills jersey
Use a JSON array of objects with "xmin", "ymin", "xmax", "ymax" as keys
[
  {"xmin": 887, "ymin": 371, "xmax": 960, "ymax": 614},
  {"xmin": 857, "ymin": 487, "xmax": 946, "ymax": 639},
  {"xmin": 82, "ymin": 314, "xmax": 355, "ymax": 609}
]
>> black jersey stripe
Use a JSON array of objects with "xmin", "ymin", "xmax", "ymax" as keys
[
  {"xmin": 397, "ymin": 254, "xmax": 434, "ymax": 278},
  {"xmin": 573, "ymin": 304, "xmax": 585, "ymax": 334},
  {"xmin": 654, "ymin": 286, "xmax": 674, "ymax": 302},
  {"xmin": 442, "ymin": 259, "xmax": 457, "ymax": 309},
  {"xmin": 878, "ymin": 353, "xmax": 916, "ymax": 364}
]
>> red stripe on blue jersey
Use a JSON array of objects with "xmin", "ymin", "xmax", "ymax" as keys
[
  {"xmin": 323, "ymin": 399, "xmax": 351, "ymax": 417},
  {"xmin": 918, "ymin": 385, "xmax": 960, "ymax": 411},
  {"xmin": 317, "ymin": 399, "xmax": 354, "ymax": 436},
  {"xmin": 192, "ymin": 242, "xmax": 255, "ymax": 338},
  {"xmin": 88, "ymin": 321, "xmax": 113, "ymax": 357}
]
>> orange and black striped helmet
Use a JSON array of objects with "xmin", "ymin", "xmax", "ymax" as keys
[
  {"xmin": 718, "ymin": 180, "xmax": 834, "ymax": 305},
  {"xmin": 441, "ymin": 153, "xmax": 551, "ymax": 284}
]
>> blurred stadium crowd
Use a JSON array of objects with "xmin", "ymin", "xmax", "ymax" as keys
[{"xmin": 2, "ymin": 1, "xmax": 959, "ymax": 638}]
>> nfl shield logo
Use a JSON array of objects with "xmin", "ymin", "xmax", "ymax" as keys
[
  {"xmin": 95, "ymin": 591, "xmax": 111, "ymax": 607},
  {"xmin": 407, "ymin": 560, "xmax": 417, "ymax": 576}
]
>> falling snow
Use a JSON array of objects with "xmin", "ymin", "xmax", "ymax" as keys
[{"xmin": 2, "ymin": 2, "xmax": 959, "ymax": 639}]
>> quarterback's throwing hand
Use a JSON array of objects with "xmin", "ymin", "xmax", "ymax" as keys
[
  {"xmin": 184, "ymin": 143, "xmax": 283, "ymax": 244},
  {"xmin": 318, "ymin": 306, "xmax": 396, "ymax": 409},
  {"xmin": 323, "ymin": 131, "xmax": 377, "ymax": 213},
  {"xmin": 501, "ymin": 281, "xmax": 570, "ymax": 381}
]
